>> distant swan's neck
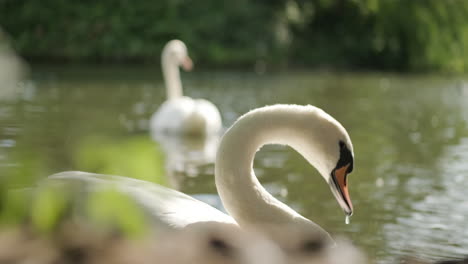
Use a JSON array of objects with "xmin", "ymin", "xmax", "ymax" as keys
[
  {"xmin": 215, "ymin": 107, "xmax": 326, "ymax": 228},
  {"xmin": 162, "ymin": 54, "xmax": 183, "ymax": 99}
]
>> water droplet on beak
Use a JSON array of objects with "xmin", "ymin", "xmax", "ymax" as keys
[{"xmin": 345, "ymin": 215, "xmax": 351, "ymax": 225}]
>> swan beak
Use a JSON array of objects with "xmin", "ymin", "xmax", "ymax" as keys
[
  {"xmin": 182, "ymin": 56, "xmax": 193, "ymax": 71},
  {"xmin": 329, "ymin": 164, "xmax": 353, "ymax": 216}
]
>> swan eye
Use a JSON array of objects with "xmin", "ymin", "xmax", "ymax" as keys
[
  {"xmin": 209, "ymin": 237, "xmax": 232, "ymax": 257},
  {"xmin": 301, "ymin": 239, "xmax": 324, "ymax": 254},
  {"xmin": 337, "ymin": 140, "xmax": 353, "ymax": 174},
  {"xmin": 339, "ymin": 141, "xmax": 346, "ymax": 149}
]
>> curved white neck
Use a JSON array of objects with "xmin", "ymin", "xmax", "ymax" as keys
[
  {"xmin": 162, "ymin": 55, "xmax": 183, "ymax": 99},
  {"xmin": 215, "ymin": 106, "xmax": 333, "ymax": 228}
]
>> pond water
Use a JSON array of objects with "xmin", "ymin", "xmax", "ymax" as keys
[{"xmin": 1, "ymin": 65, "xmax": 468, "ymax": 263}]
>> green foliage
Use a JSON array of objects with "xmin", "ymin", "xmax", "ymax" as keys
[
  {"xmin": 30, "ymin": 184, "xmax": 69, "ymax": 233},
  {"xmin": 290, "ymin": 0, "xmax": 468, "ymax": 72},
  {"xmin": 1, "ymin": 0, "xmax": 468, "ymax": 71},
  {"xmin": 74, "ymin": 135, "xmax": 166, "ymax": 184},
  {"xmin": 0, "ymin": 180, "xmax": 149, "ymax": 237},
  {"xmin": 0, "ymin": 134, "xmax": 164, "ymax": 235},
  {"xmin": 0, "ymin": 188, "xmax": 30, "ymax": 226},
  {"xmin": 86, "ymin": 187, "xmax": 147, "ymax": 237},
  {"xmin": 0, "ymin": 0, "xmax": 285, "ymax": 65}
]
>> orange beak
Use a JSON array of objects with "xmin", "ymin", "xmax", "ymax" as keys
[
  {"xmin": 329, "ymin": 164, "xmax": 353, "ymax": 216},
  {"xmin": 181, "ymin": 56, "xmax": 193, "ymax": 71}
]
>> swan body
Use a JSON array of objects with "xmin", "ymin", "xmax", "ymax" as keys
[
  {"xmin": 46, "ymin": 171, "xmax": 235, "ymax": 229},
  {"xmin": 150, "ymin": 40, "xmax": 222, "ymax": 136},
  {"xmin": 152, "ymin": 96, "xmax": 222, "ymax": 136},
  {"xmin": 42, "ymin": 104, "xmax": 355, "ymax": 249}
]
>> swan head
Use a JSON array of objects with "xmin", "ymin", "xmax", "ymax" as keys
[
  {"xmin": 217, "ymin": 104, "xmax": 355, "ymax": 237},
  {"xmin": 293, "ymin": 105, "xmax": 355, "ymax": 216},
  {"xmin": 162, "ymin": 39, "xmax": 193, "ymax": 71},
  {"xmin": 249, "ymin": 105, "xmax": 354, "ymax": 216}
]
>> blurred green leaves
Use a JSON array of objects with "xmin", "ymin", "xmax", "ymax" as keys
[
  {"xmin": 1, "ymin": 180, "xmax": 149, "ymax": 237},
  {"xmin": 291, "ymin": 0, "xmax": 468, "ymax": 72},
  {"xmin": 74, "ymin": 135, "xmax": 166, "ymax": 184},
  {"xmin": 86, "ymin": 187, "xmax": 147, "ymax": 237},
  {"xmin": 0, "ymin": 134, "xmax": 165, "ymax": 236},
  {"xmin": 0, "ymin": 0, "xmax": 284, "ymax": 65},
  {"xmin": 3, "ymin": 0, "xmax": 466, "ymax": 71},
  {"xmin": 30, "ymin": 184, "xmax": 68, "ymax": 233},
  {"xmin": 0, "ymin": 188, "xmax": 30, "ymax": 226}
]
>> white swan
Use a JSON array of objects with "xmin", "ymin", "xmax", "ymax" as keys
[
  {"xmin": 44, "ymin": 104, "xmax": 354, "ymax": 246},
  {"xmin": 150, "ymin": 40, "xmax": 222, "ymax": 136},
  {"xmin": 215, "ymin": 104, "xmax": 354, "ymax": 230}
]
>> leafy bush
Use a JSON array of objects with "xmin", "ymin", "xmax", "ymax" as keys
[
  {"xmin": 1, "ymin": 1, "xmax": 468, "ymax": 70},
  {"xmin": 0, "ymin": 0, "xmax": 285, "ymax": 66},
  {"xmin": 290, "ymin": 0, "xmax": 468, "ymax": 72}
]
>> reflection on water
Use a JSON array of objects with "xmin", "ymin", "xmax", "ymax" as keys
[
  {"xmin": 1, "ymin": 66, "xmax": 468, "ymax": 263},
  {"xmin": 152, "ymin": 132, "xmax": 220, "ymax": 189}
]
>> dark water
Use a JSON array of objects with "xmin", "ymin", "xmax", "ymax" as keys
[{"xmin": 1, "ymin": 65, "xmax": 468, "ymax": 263}]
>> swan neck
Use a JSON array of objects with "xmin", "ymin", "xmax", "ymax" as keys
[
  {"xmin": 162, "ymin": 54, "xmax": 183, "ymax": 99},
  {"xmin": 215, "ymin": 110, "xmax": 315, "ymax": 227}
]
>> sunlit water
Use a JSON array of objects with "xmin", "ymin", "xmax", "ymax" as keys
[{"xmin": 1, "ymin": 65, "xmax": 468, "ymax": 263}]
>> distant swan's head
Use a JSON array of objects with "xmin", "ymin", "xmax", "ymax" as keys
[{"xmin": 162, "ymin": 39, "xmax": 193, "ymax": 71}]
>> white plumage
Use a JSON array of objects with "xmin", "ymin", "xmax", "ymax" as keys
[
  {"xmin": 46, "ymin": 171, "xmax": 235, "ymax": 229},
  {"xmin": 43, "ymin": 104, "xmax": 356, "ymax": 252},
  {"xmin": 150, "ymin": 40, "xmax": 222, "ymax": 136}
]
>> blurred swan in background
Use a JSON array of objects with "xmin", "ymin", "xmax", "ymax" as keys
[
  {"xmin": 150, "ymin": 40, "xmax": 222, "ymax": 136},
  {"xmin": 43, "ymin": 104, "xmax": 355, "ymax": 252}
]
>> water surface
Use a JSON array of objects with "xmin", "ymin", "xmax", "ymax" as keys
[{"xmin": 1, "ymin": 65, "xmax": 468, "ymax": 263}]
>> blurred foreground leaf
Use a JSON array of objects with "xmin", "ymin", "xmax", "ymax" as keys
[
  {"xmin": 86, "ymin": 187, "xmax": 147, "ymax": 237},
  {"xmin": 74, "ymin": 135, "xmax": 166, "ymax": 184},
  {"xmin": 31, "ymin": 184, "xmax": 68, "ymax": 233},
  {"xmin": 0, "ymin": 188, "xmax": 30, "ymax": 226},
  {"xmin": 1, "ymin": 180, "xmax": 150, "ymax": 237}
]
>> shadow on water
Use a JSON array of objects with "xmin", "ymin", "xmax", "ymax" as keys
[{"xmin": 1, "ymin": 66, "xmax": 468, "ymax": 263}]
